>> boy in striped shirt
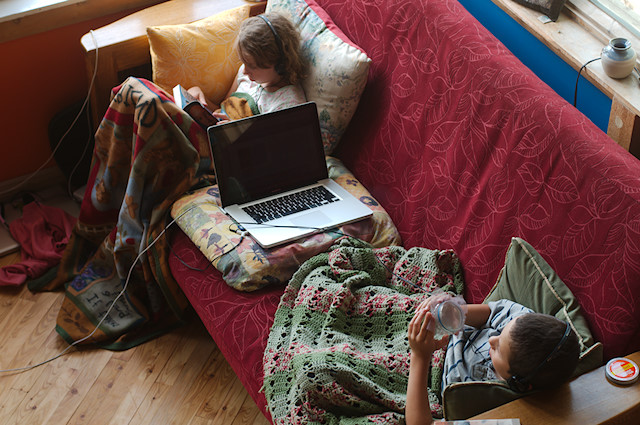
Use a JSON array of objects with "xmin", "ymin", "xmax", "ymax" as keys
[{"xmin": 406, "ymin": 298, "xmax": 580, "ymax": 425}]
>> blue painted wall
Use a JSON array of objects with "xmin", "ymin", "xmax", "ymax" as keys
[{"xmin": 458, "ymin": 0, "xmax": 611, "ymax": 132}]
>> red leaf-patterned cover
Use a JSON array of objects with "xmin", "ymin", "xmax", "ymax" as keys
[{"xmin": 169, "ymin": 0, "xmax": 640, "ymax": 418}]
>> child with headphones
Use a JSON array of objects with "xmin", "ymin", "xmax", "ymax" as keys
[
  {"xmin": 187, "ymin": 12, "xmax": 307, "ymax": 122},
  {"xmin": 406, "ymin": 297, "xmax": 580, "ymax": 425}
]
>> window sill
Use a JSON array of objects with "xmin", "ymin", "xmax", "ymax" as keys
[
  {"xmin": 0, "ymin": 0, "xmax": 84, "ymax": 24},
  {"xmin": 490, "ymin": 0, "xmax": 640, "ymax": 151},
  {"xmin": 0, "ymin": 0, "xmax": 167, "ymax": 43}
]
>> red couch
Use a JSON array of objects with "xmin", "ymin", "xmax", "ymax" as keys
[{"xmin": 167, "ymin": 0, "xmax": 640, "ymax": 419}]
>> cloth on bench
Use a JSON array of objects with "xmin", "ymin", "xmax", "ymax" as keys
[{"xmin": 37, "ymin": 77, "xmax": 213, "ymax": 349}]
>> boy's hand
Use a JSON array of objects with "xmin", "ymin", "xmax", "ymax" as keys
[
  {"xmin": 414, "ymin": 293, "xmax": 453, "ymax": 316},
  {"xmin": 408, "ymin": 309, "xmax": 449, "ymax": 359},
  {"xmin": 406, "ymin": 308, "xmax": 447, "ymax": 425}
]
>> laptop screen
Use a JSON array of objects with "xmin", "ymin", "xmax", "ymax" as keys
[{"xmin": 208, "ymin": 102, "xmax": 328, "ymax": 207}]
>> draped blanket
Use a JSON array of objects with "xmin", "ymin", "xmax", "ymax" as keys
[
  {"xmin": 40, "ymin": 77, "xmax": 213, "ymax": 349},
  {"xmin": 263, "ymin": 237, "xmax": 465, "ymax": 424}
]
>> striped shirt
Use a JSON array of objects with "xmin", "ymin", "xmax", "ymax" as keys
[{"xmin": 441, "ymin": 299, "xmax": 533, "ymax": 393}]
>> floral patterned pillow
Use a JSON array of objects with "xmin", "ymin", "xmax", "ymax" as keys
[
  {"xmin": 170, "ymin": 157, "xmax": 401, "ymax": 291},
  {"xmin": 266, "ymin": 0, "xmax": 371, "ymax": 154}
]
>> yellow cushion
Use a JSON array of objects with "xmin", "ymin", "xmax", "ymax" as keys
[{"xmin": 146, "ymin": 5, "xmax": 251, "ymax": 104}]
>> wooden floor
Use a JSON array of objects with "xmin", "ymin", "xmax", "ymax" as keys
[{"xmin": 0, "ymin": 251, "xmax": 270, "ymax": 425}]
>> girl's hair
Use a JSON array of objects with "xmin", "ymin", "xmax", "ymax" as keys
[
  {"xmin": 237, "ymin": 12, "xmax": 306, "ymax": 85},
  {"xmin": 508, "ymin": 313, "xmax": 580, "ymax": 391}
]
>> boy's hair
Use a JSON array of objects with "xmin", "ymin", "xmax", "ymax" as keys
[
  {"xmin": 508, "ymin": 313, "xmax": 580, "ymax": 392},
  {"xmin": 237, "ymin": 12, "xmax": 306, "ymax": 85}
]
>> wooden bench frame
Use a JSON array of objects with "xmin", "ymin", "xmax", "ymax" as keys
[{"xmin": 473, "ymin": 351, "xmax": 640, "ymax": 423}]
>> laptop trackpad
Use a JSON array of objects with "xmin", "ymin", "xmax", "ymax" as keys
[{"xmin": 290, "ymin": 211, "xmax": 331, "ymax": 228}]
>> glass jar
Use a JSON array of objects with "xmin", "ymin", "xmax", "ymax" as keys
[{"xmin": 430, "ymin": 299, "xmax": 465, "ymax": 340}]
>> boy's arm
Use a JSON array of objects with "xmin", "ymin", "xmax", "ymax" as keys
[
  {"xmin": 406, "ymin": 309, "xmax": 448, "ymax": 425},
  {"xmin": 406, "ymin": 351, "xmax": 433, "ymax": 425},
  {"xmin": 464, "ymin": 304, "xmax": 491, "ymax": 329}
]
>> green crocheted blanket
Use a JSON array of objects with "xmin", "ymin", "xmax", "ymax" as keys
[{"xmin": 263, "ymin": 237, "xmax": 465, "ymax": 424}]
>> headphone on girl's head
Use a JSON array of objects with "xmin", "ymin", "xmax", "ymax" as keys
[
  {"xmin": 507, "ymin": 322, "xmax": 572, "ymax": 393},
  {"xmin": 257, "ymin": 14, "xmax": 286, "ymax": 76}
]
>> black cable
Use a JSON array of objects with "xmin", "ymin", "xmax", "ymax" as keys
[
  {"xmin": 573, "ymin": 57, "xmax": 601, "ymax": 108},
  {"xmin": 169, "ymin": 243, "xmax": 213, "ymax": 272},
  {"xmin": 169, "ymin": 224, "xmax": 246, "ymax": 271},
  {"xmin": 168, "ymin": 207, "xmax": 434, "ymax": 295}
]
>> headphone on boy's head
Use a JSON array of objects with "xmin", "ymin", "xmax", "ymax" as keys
[
  {"xmin": 507, "ymin": 322, "xmax": 572, "ymax": 393},
  {"xmin": 257, "ymin": 14, "xmax": 286, "ymax": 76}
]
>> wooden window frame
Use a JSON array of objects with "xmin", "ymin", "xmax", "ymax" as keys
[{"xmin": 0, "ymin": 0, "xmax": 167, "ymax": 43}]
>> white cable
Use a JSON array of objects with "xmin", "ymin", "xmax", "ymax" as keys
[
  {"xmin": 0, "ymin": 30, "xmax": 101, "ymax": 371},
  {"xmin": 0, "ymin": 204, "xmax": 197, "ymax": 374},
  {"xmin": 66, "ymin": 106, "xmax": 94, "ymax": 200},
  {"xmin": 0, "ymin": 30, "xmax": 99, "ymax": 198},
  {"xmin": 0, "ymin": 212, "xmax": 377, "ymax": 373}
]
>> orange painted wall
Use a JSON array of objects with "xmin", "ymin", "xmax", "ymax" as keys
[{"xmin": 0, "ymin": 11, "xmax": 136, "ymax": 183}]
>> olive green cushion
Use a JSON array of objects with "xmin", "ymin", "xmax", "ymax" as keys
[{"xmin": 442, "ymin": 237, "xmax": 603, "ymax": 420}]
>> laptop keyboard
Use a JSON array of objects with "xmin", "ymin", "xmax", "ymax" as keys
[{"xmin": 242, "ymin": 186, "xmax": 339, "ymax": 224}]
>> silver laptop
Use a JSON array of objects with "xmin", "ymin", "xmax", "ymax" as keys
[{"xmin": 208, "ymin": 102, "xmax": 372, "ymax": 248}]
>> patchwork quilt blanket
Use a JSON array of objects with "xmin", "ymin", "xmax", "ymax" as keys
[
  {"xmin": 40, "ymin": 77, "xmax": 213, "ymax": 349},
  {"xmin": 263, "ymin": 237, "xmax": 465, "ymax": 424}
]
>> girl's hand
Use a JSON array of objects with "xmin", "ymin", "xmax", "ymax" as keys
[
  {"xmin": 408, "ymin": 309, "xmax": 449, "ymax": 359},
  {"xmin": 187, "ymin": 86, "xmax": 208, "ymax": 106},
  {"xmin": 213, "ymin": 111, "xmax": 230, "ymax": 125}
]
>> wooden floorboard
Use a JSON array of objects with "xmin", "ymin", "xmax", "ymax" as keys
[{"xmin": 0, "ymin": 251, "xmax": 271, "ymax": 425}]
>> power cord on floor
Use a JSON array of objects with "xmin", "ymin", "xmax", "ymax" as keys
[
  {"xmin": 1, "ymin": 209, "xmax": 425, "ymax": 374},
  {"xmin": 0, "ymin": 203, "xmax": 195, "ymax": 375}
]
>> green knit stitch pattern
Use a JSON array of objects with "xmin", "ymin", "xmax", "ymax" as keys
[{"xmin": 263, "ymin": 237, "xmax": 464, "ymax": 424}]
